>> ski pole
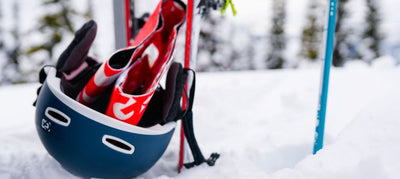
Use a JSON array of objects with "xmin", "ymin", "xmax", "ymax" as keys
[
  {"xmin": 313, "ymin": 0, "xmax": 338, "ymax": 154},
  {"xmin": 179, "ymin": 0, "xmax": 195, "ymax": 173}
]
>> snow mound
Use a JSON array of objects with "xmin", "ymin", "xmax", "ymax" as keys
[
  {"xmin": 269, "ymin": 93, "xmax": 400, "ymax": 179},
  {"xmin": 372, "ymin": 55, "xmax": 398, "ymax": 68}
]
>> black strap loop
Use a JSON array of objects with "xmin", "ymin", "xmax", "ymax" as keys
[
  {"xmin": 33, "ymin": 65, "xmax": 55, "ymax": 106},
  {"xmin": 181, "ymin": 68, "xmax": 220, "ymax": 169}
]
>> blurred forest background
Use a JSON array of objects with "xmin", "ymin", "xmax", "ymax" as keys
[{"xmin": 0, "ymin": 0, "xmax": 397, "ymax": 85}]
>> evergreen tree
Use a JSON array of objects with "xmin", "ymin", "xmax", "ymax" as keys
[
  {"xmin": 197, "ymin": 12, "xmax": 254, "ymax": 72},
  {"xmin": 299, "ymin": 0, "xmax": 324, "ymax": 61},
  {"xmin": 18, "ymin": 0, "xmax": 94, "ymax": 84},
  {"xmin": 332, "ymin": 0, "xmax": 350, "ymax": 67},
  {"xmin": 26, "ymin": 0, "xmax": 79, "ymax": 61},
  {"xmin": 1, "ymin": 2, "xmax": 23, "ymax": 84},
  {"xmin": 361, "ymin": 0, "xmax": 382, "ymax": 63},
  {"xmin": 0, "ymin": 0, "xmax": 94, "ymax": 85},
  {"xmin": 266, "ymin": 0, "xmax": 286, "ymax": 69},
  {"xmin": 197, "ymin": 12, "xmax": 231, "ymax": 71}
]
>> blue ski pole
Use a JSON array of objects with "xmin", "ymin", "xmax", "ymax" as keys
[{"xmin": 313, "ymin": 0, "xmax": 338, "ymax": 154}]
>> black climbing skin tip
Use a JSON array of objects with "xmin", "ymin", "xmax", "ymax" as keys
[
  {"xmin": 56, "ymin": 20, "xmax": 97, "ymax": 74},
  {"xmin": 206, "ymin": 153, "xmax": 220, "ymax": 166},
  {"xmin": 183, "ymin": 153, "xmax": 220, "ymax": 169}
]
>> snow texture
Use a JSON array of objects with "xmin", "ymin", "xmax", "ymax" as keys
[{"xmin": 1, "ymin": 61, "xmax": 400, "ymax": 178}]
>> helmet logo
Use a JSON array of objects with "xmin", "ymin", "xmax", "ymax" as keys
[
  {"xmin": 113, "ymin": 97, "xmax": 136, "ymax": 120},
  {"xmin": 41, "ymin": 118, "xmax": 51, "ymax": 132}
]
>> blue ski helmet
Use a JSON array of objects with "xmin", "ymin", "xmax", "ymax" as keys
[{"xmin": 34, "ymin": 68, "xmax": 177, "ymax": 178}]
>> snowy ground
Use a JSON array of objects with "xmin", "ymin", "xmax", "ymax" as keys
[{"xmin": 1, "ymin": 60, "xmax": 399, "ymax": 178}]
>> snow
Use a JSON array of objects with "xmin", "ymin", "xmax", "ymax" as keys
[{"xmin": 1, "ymin": 62, "xmax": 400, "ymax": 178}]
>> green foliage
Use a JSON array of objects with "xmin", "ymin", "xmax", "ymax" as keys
[
  {"xmin": 299, "ymin": 2, "xmax": 323, "ymax": 61},
  {"xmin": 26, "ymin": 0, "xmax": 78, "ymax": 61},
  {"xmin": 0, "ymin": 0, "xmax": 93, "ymax": 85}
]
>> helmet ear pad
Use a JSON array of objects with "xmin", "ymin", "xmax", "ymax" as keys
[{"xmin": 138, "ymin": 62, "xmax": 187, "ymax": 127}]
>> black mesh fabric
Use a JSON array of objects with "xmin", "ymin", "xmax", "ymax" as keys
[
  {"xmin": 138, "ymin": 62, "xmax": 187, "ymax": 127},
  {"xmin": 163, "ymin": 62, "xmax": 187, "ymax": 123}
]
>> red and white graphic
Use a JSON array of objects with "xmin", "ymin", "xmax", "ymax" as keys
[
  {"xmin": 112, "ymin": 97, "xmax": 136, "ymax": 120},
  {"xmin": 106, "ymin": 78, "xmax": 155, "ymax": 125},
  {"xmin": 105, "ymin": 0, "xmax": 186, "ymax": 125},
  {"xmin": 76, "ymin": 56, "xmax": 132, "ymax": 105}
]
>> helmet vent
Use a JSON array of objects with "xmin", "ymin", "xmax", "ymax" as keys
[
  {"xmin": 102, "ymin": 135, "xmax": 135, "ymax": 154},
  {"xmin": 45, "ymin": 107, "xmax": 71, "ymax": 127},
  {"xmin": 106, "ymin": 138, "xmax": 131, "ymax": 150}
]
